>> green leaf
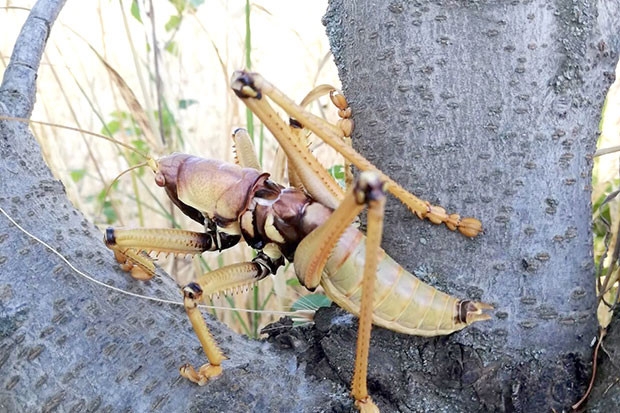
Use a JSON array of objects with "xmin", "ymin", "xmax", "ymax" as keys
[
  {"xmin": 168, "ymin": 0, "xmax": 186, "ymax": 14},
  {"xmin": 286, "ymin": 277, "xmax": 301, "ymax": 287},
  {"xmin": 165, "ymin": 15, "xmax": 181, "ymax": 32},
  {"xmin": 130, "ymin": 0, "xmax": 142, "ymax": 23},
  {"xmin": 327, "ymin": 164, "xmax": 346, "ymax": 188},
  {"xmin": 179, "ymin": 99, "xmax": 198, "ymax": 109},
  {"xmin": 97, "ymin": 187, "xmax": 107, "ymax": 203},
  {"xmin": 101, "ymin": 200, "xmax": 118, "ymax": 224},
  {"xmin": 70, "ymin": 169, "xmax": 86, "ymax": 183},
  {"xmin": 328, "ymin": 164, "xmax": 345, "ymax": 180},
  {"xmin": 291, "ymin": 293, "xmax": 331, "ymax": 313},
  {"xmin": 128, "ymin": 139, "xmax": 149, "ymax": 172},
  {"xmin": 165, "ymin": 41, "xmax": 179, "ymax": 56},
  {"xmin": 131, "ymin": 139, "xmax": 149, "ymax": 153},
  {"xmin": 101, "ymin": 119, "xmax": 120, "ymax": 137}
]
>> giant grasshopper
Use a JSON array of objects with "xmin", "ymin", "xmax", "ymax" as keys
[{"xmin": 102, "ymin": 70, "xmax": 493, "ymax": 412}]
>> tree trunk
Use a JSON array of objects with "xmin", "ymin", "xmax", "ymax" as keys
[
  {"xmin": 1, "ymin": 1, "xmax": 619, "ymax": 412},
  {"xmin": 320, "ymin": 0, "xmax": 619, "ymax": 411}
]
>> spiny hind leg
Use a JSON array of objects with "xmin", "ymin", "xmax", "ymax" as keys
[
  {"xmin": 348, "ymin": 172, "xmax": 385, "ymax": 413},
  {"xmin": 351, "ymin": 172, "xmax": 385, "ymax": 412},
  {"xmin": 231, "ymin": 70, "xmax": 482, "ymax": 237},
  {"xmin": 297, "ymin": 85, "xmax": 355, "ymax": 189},
  {"xmin": 290, "ymin": 171, "xmax": 384, "ymax": 412},
  {"xmin": 232, "ymin": 71, "xmax": 344, "ymax": 210},
  {"xmin": 330, "ymin": 89, "xmax": 355, "ymax": 190}
]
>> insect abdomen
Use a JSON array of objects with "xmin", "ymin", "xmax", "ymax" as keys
[{"xmin": 321, "ymin": 226, "xmax": 489, "ymax": 336}]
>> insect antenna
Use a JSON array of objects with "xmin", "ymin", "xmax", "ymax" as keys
[
  {"xmin": 0, "ymin": 115, "xmax": 152, "ymax": 160},
  {"xmin": 0, "ymin": 205, "xmax": 308, "ymax": 320},
  {"xmin": 100, "ymin": 160, "xmax": 152, "ymax": 211},
  {"xmin": 0, "ymin": 115, "xmax": 161, "ymax": 225}
]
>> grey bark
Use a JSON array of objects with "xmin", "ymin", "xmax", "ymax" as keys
[
  {"xmin": 322, "ymin": 0, "xmax": 620, "ymax": 411},
  {"xmin": 1, "ymin": 0, "xmax": 619, "ymax": 412}
]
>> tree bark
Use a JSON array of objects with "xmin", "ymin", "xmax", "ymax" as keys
[
  {"xmin": 321, "ymin": 0, "xmax": 620, "ymax": 411},
  {"xmin": 1, "ymin": 0, "xmax": 619, "ymax": 412}
]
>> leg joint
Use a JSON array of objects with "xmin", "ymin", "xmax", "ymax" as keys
[{"xmin": 252, "ymin": 251, "xmax": 284, "ymax": 278}]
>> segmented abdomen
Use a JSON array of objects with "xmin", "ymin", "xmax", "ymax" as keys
[{"xmin": 321, "ymin": 226, "xmax": 470, "ymax": 336}]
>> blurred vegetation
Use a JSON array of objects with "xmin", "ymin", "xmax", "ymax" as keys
[{"xmin": 592, "ymin": 68, "xmax": 620, "ymax": 332}]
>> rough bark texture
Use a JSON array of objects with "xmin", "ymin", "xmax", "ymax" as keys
[
  {"xmin": 587, "ymin": 312, "xmax": 620, "ymax": 412},
  {"xmin": 320, "ymin": 0, "xmax": 619, "ymax": 411},
  {"xmin": 1, "ymin": 0, "xmax": 619, "ymax": 412}
]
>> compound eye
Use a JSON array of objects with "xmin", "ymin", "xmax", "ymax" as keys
[{"xmin": 154, "ymin": 171, "xmax": 165, "ymax": 187}]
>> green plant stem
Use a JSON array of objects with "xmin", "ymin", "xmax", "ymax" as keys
[
  {"xmin": 226, "ymin": 296, "xmax": 251, "ymax": 337},
  {"xmin": 244, "ymin": 0, "xmax": 254, "ymax": 141},
  {"xmin": 252, "ymin": 284, "xmax": 260, "ymax": 337}
]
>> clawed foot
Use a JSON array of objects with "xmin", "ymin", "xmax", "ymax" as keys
[
  {"xmin": 110, "ymin": 248, "xmax": 155, "ymax": 280},
  {"xmin": 355, "ymin": 396, "xmax": 380, "ymax": 413},
  {"xmin": 179, "ymin": 363, "xmax": 223, "ymax": 386}
]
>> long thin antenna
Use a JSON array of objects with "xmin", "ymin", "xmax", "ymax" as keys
[
  {"xmin": 0, "ymin": 206, "xmax": 295, "ymax": 316},
  {"xmin": 0, "ymin": 116, "xmax": 151, "ymax": 159}
]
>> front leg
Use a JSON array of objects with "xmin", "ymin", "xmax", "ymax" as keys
[
  {"xmin": 106, "ymin": 225, "xmax": 285, "ymax": 385},
  {"xmin": 104, "ymin": 227, "xmax": 241, "ymax": 279}
]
